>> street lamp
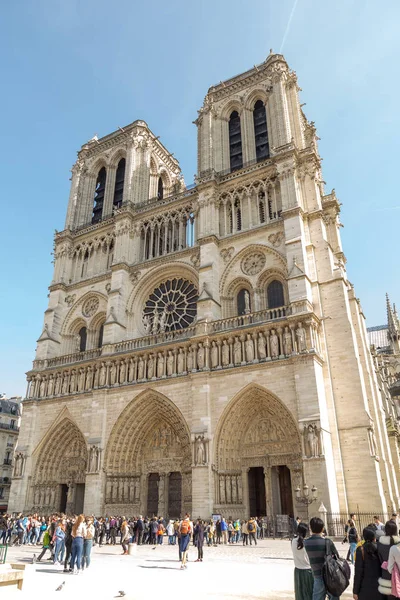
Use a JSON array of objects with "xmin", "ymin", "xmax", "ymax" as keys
[{"xmin": 295, "ymin": 484, "xmax": 318, "ymax": 505}]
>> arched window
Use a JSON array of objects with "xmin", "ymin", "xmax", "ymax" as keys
[
  {"xmin": 237, "ymin": 288, "xmax": 251, "ymax": 316},
  {"xmin": 78, "ymin": 327, "xmax": 87, "ymax": 352},
  {"xmin": 253, "ymin": 100, "xmax": 269, "ymax": 162},
  {"xmin": 229, "ymin": 111, "xmax": 243, "ymax": 171},
  {"xmin": 113, "ymin": 158, "xmax": 125, "ymax": 210},
  {"xmin": 81, "ymin": 250, "xmax": 89, "ymax": 278},
  {"xmin": 92, "ymin": 167, "xmax": 107, "ymax": 224},
  {"xmin": 267, "ymin": 280, "xmax": 284, "ymax": 308},
  {"xmin": 157, "ymin": 177, "xmax": 164, "ymax": 200},
  {"xmin": 97, "ymin": 324, "xmax": 104, "ymax": 348}
]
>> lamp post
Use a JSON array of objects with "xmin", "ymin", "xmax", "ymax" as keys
[{"xmin": 295, "ymin": 484, "xmax": 318, "ymax": 506}]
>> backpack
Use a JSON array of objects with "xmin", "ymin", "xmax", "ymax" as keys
[
  {"xmin": 248, "ymin": 521, "xmax": 255, "ymax": 532},
  {"xmin": 180, "ymin": 520, "xmax": 191, "ymax": 535},
  {"xmin": 322, "ymin": 538, "xmax": 350, "ymax": 597}
]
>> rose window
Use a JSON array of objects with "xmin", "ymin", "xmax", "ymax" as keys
[{"xmin": 143, "ymin": 278, "xmax": 198, "ymax": 332}]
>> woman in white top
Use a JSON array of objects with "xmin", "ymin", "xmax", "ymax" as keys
[
  {"xmin": 291, "ymin": 522, "xmax": 313, "ymax": 600},
  {"xmin": 70, "ymin": 515, "xmax": 87, "ymax": 574}
]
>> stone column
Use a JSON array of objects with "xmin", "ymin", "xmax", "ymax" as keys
[
  {"xmin": 158, "ymin": 473, "xmax": 167, "ymax": 517},
  {"xmin": 242, "ymin": 468, "xmax": 250, "ymax": 518},
  {"xmin": 264, "ymin": 467, "xmax": 273, "ymax": 516}
]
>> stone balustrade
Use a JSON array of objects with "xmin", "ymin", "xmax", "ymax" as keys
[
  {"xmin": 33, "ymin": 348, "xmax": 102, "ymax": 370},
  {"xmin": 26, "ymin": 316, "xmax": 321, "ymax": 401}
]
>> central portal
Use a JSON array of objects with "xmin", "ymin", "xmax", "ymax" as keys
[
  {"xmin": 248, "ymin": 467, "xmax": 266, "ymax": 516},
  {"xmin": 168, "ymin": 472, "xmax": 182, "ymax": 518}
]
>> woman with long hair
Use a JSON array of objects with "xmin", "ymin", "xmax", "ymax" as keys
[
  {"xmin": 291, "ymin": 522, "xmax": 313, "ymax": 600},
  {"xmin": 353, "ymin": 527, "xmax": 382, "ymax": 600},
  {"xmin": 377, "ymin": 520, "xmax": 400, "ymax": 596},
  {"xmin": 120, "ymin": 517, "xmax": 130, "ymax": 556},
  {"xmin": 70, "ymin": 514, "xmax": 87, "ymax": 575}
]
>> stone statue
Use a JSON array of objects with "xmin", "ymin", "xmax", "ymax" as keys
[
  {"xmin": 231, "ymin": 476, "xmax": 237, "ymax": 503},
  {"xmin": 167, "ymin": 351, "xmax": 174, "ymax": 376},
  {"xmin": 147, "ymin": 354, "xmax": 154, "ymax": 378},
  {"xmin": 93, "ymin": 365, "xmax": 99, "ymax": 388},
  {"xmin": 219, "ymin": 476, "xmax": 226, "ymax": 504},
  {"xmin": 78, "ymin": 368, "xmax": 85, "ymax": 391},
  {"xmin": 138, "ymin": 357, "xmax": 144, "ymax": 379},
  {"xmin": 233, "ymin": 337, "xmax": 241, "ymax": 365},
  {"xmin": 211, "ymin": 341, "xmax": 218, "ymax": 368},
  {"xmin": 244, "ymin": 290, "xmax": 251, "ymax": 314},
  {"xmin": 177, "ymin": 348, "xmax": 184, "ymax": 374},
  {"xmin": 245, "ymin": 334, "xmax": 254, "ymax": 362},
  {"xmin": 69, "ymin": 370, "xmax": 76, "ymax": 392},
  {"xmin": 39, "ymin": 377, "xmax": 46, "ymax": 398},
  {"xmin": 128, "ymin": 358, "xmax": 135, "ymax": 381},
  {"xmin": 157, "ymin": 353, "xmax": 164, "ymax": 378},
  {"xmin": 14, "ymin": 453, "xmax": 23, "ymax": 477},
  {"xmin": 222, "ymin": 340, "xmax": 229, "ymax": 366},
  {"xmin": 61, "ymin": 372, "xmax": 68, "ymax": 395},
  {"xmin": 85, "ymin": 366, "xmax": 93, "ymax": 390},
  {"xmin": 47, "ymin": 375, "xmax": 54, "ymax": 396},
  {"xmin": 55, "ymin": 373, "xmax": 61, "ymax": 395},
  {"xmin": 258, "ymin": 332, "xmax": 267, "ymax": 359},
  {"xmin": 159, "ymin": 310, "xmax": 167, "ymax": 333},
  {"xmin": 270, "ymin": 329, "xmax": 279, "ymax": 358},
  {"xmin": 197, "ymin": 343, "xmax": 205, "ymax": 369},
  {"xmin": 283, "ymin": 326, "xmax": 293, "ymax": 355},
  {"xmin": 187, "ymin": 348, "xmax": 193, "ymax": 371},
  {"xmin": 143, "ymin": 314, "xmax": 152, "ymax": 334},
  {"xmin": 119, "ymin": 360, "xmax": 126, "ymax": 383},
  {"xmin": 109, "ymin": 363, "xmax": 117, "ymax": 385},
  {"xmin": 152, "ymin": 311, "xmax": 159, "ymax": 334},
  {"xmin": 99, "ymin": 362, "xmax": 107, "ymax": 387},
  {"xmin": 304, "ymin": 423, "xmax": 319, "ymax": 457},
  {"xmin": 196, "ymin": 436, "xmax": 206, "ymax": 465},
  {"xmin": 90, "ymin": 446, "xmax": 98, "ymax": 472},
  {"xmin": 296, "ymin": 322, "xmax": 307, "ymax": 352}
]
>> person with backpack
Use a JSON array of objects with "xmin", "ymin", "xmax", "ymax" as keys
[
  {"xmin": 179, "ymin": 513, "xmax": 192, "ymax": 570},
  {"xmin": 377, "ymin": 520, "xmax": 400, "ymax": 597},
  {"xmin": 248, "ymin": 517, "xmax": 257, "ymax": 545},
  {"xmin": 353, "ymin": 527, "xmax": 381, "ymax": 600},
  {"xmin": 242, "ymin": 520, "xmax": 249, "ymax": 545},
  {"xmin": 304, "ymin": 517, "xmax": 342, "ymax": 600},
  {"xmin": 157, "ymin": 520, "xmax": 165, "ymax": 545},
  {"xmin": 37, "ymin": 527, "xmax": 52, "ymax": 562},
  {"xmin": 291, "ymin": 522, "xmax": 313, "ymax": 600}
]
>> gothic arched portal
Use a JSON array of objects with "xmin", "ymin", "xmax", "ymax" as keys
[
  {"xmin": 104, "ymin": 390, "xmax": 192, "ymax": 517},
  {"xmin": 32, "ymin": 418, "xmax": 88, "ymax": 514},
  {"xmin": 214, "ymin": 384, "xmax": 302, "ymax": 518}
]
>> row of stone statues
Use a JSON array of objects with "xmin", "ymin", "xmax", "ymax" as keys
[
  {"xmin": 218, "ymin": 473, "xmax": 243, "ymax": 505},
  {"xmin": 28, "ymin": 322, "xmax": 312, "ymax": 399},
  {"xmin": 105, "ymin": 476, "xmax": 140, "ymax": 505}
]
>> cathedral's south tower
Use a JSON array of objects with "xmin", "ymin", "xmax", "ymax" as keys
[{"xmin": 9, "ymin": 54, "xmax": 399, "ymax": 521}]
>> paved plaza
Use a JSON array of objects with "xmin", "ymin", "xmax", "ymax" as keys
[{"xmin": 2, "ymin": 538, "xmax": 354, "ymax": 599}]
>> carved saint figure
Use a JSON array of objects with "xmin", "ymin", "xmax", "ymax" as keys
[
  {"xmin": 197, "ymin": 343, "xmax": 205, "ymax": 369},
  {"xmin": 99, "ymin": 362, "xmax": 107, "ymax": 387},
  {"xmin": 177, "ymin": 348, "xmax": 184, "ymax": 374},
  {"xmin": 39, "ymin": 377, "xmax": 46, "ymax": 398},
  {"xmin": 109, "ymin": 363, "xmax": 117, "ymax": 385},
  {"xmin": 270, "ymin": 329, "xmax": 279, "ymax": 358},
  {"xmin": 233, "ymin": 337, "xmax": 241, "ymax": 365},
  {"xmin": 85, "ymin": 366, "xmax": 93, "ymax": 390},
  {"xmin": 245, "ymin": 334, "xmax": 254, "ymax": 362},
  {"xmin": 283, "ymin": 326, "xmax": 293, "ymax": 355},
  {"xmin": 69, "ymin": 370, "xmax": 76, "ymax": 392},
  {"xmin": 55, "ymin": 373, "xmax": 62, "ymax": 395},
  {"xmin": 258, "ymin": 332, "xmax": 267, "ymax": 359},
  {"xmin": 138, "ymin": 357, "xmax": 144, "ymax": 379},
  {"xmin": 152, "ymin": 311, "xmax": 159, "ymax": 334},
  {"xmin": 196, "ymin": 435, "xmax": 206, "ymax": 465},
  {"xmin": 244, "ymin": 290, "xmax": 251, "ymax": 314},
  {"xmin": 296, "ymin": 322, "xmax": 307, "ymax": 352},
  {"xmin": 61, "ymin": 373, "xmax": 68, "ymax": 395},
  {"xmin": 304, "ymin": 423, "xmax": 320, "ymax": 457},
  {"xmin": 157, "ymin": 353, "xmax": 164, "ymax": 378},
  {"xmin": 47, "ymin": 375, "xmax": 54, "ymax": 396},
  {"xmin": 211, "ymin": 341, "xmax": 218, "ymax": 368},
  {"xmin": 222, "ymin": 340, "xmax": 229, "ymax": 366},
  {"xmin": 119, "ymin": 360, "xmax": 126, "ymax": 383},
  {"xmin": 90, "ymin": 446, "xmax": 98, "ymax": 473},
  {"xmin": 14, "ymin": 453, "xmax": 23, "ymax": 477},
  {"xmin": 143, "ymin": 314, "xmax": 152, "ymax": 334},
  {"xmin": 159, "ymin": 310, "xmax": 167, "ymax": 333},
  {"xmin": 187, "ymin": 348, "xmax": 193, "ymax": 371},
  {"xmin": 147, "ymin": 354, "xmax": 154, "ymax": 379},
  {"xmin": 128, "ymin": 358, "xmax": 135, "ymax": 381},
  {"xmin": 167, "ymin": 351, "xmax": 174, "ymax": 376},
  {"xmin": 78, "ymin": 368, "xmax": 85, "ymax": 391}
]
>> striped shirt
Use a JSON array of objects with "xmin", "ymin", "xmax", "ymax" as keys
[{"xmin": 304, "ymin": 535, "xmax": 339, "ymax": 578}]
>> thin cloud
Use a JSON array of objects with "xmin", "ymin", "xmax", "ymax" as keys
[{"xmin": 280, "ymin": 0, "xmax": 300, "ymax": 53}]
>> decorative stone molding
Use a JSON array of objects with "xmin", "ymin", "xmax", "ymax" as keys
[
  {"xmin": 220, "ymin": 247, "xmax": 235, "ymax": 263},
  {"xmin": 82, "ymin": 296, "xmax": 99, "ymax": 318},
  {"xmin": 241, "ymin": 252, "xmax": 266, "ymax": 275}
]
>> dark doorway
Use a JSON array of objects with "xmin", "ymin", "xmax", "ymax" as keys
[
  {"xmin": 168, "ymin": 472, "xmax": 182, "ymax": 518},
  {"xmin": 60, "ymin": 484, "xmax": 68, "ymax": 513},
  {"xmin": 75, "ymin": 483, "xmax": 85, "ymax": 514},
  {"xmin": 248, "ymin": 467, "xmax": 266, "ymax": 517},
  {"xmin": 278, "ymin": 466, "xmax": 293, "ymax": 515},
  {"xmin": 147, "ymin": 473, "xmax": 159, "ymax": 516}
]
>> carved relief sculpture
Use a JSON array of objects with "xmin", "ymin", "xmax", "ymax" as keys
[
  {"xmin": 283, "ymin": 326, "xmax": 293, "ymax": 355},
  {"xmin": 197, "ymin": 343, "xmax": 205, "ymax": 369},
  {"xmin": 270, "ymin": 329, "xmax": 279, "ymax": 358},
  {"xmin": 296, "ymin": 322, "xmax": 307, "ymax": 352},
  {"xmin": 157, "ymin": 353, "xmax": 164, "ymax": 378},
  {"xmin": 177, "ymin": 348, "xmax": 184, "ymax": 374},
  {"xmin": 99, "ymin": 362, "xmax": 106, "ymax": 387},
  {"xmin": 303, "ymin": 423, "xmax": 321, "ymax": 458},
  {"xmin": 233, "ymin": 337, "xmax": 241, "ymax": 365},
  {"xmin": 245, "ymin": 334, "xmax": 254, "ymax": 362},
  {"xmin": 195, "ymin": 435, "xmax": 206, "ymax": 465},
  {"xmin": 222, "ymin": 340, "xmax": 230, "ymax": 366},
  {"xmin": 211, "ymin": 341, "xmax": 219, "ymax": 368},
  {"xmin": 258, "ymin": 332, "xmax": 267, "ymax": 359},
  {"xmin": 167, "ymin": 351, "xmax": 174, "ymax": 376}
]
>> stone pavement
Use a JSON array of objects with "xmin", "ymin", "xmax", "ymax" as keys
[{"xmin": 2, "ymin": 538, "xmax": 354, "ymax": 599}]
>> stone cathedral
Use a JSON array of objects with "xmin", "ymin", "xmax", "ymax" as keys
[{"xmin": 9, "ymin": 53, "xmax": 400, "ymax": 519}]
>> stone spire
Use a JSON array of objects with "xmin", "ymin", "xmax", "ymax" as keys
[{"xmin": 387, "ymin": 293, "xmax": 400, "ymax": 351}]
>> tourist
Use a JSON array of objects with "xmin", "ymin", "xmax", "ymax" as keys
[
  {"xmin": 194, "ymin": 519, "xmax": 205, "ymax": 562},
  {"xmin": 228, "ymin": 520, "xmax": 235, "ymax": 543},
  {"xmin": 291, "ymin": 522, "xmax": 313, "ymax": 600},
  {"xmin": 167, "ymin": 520, "xmax": 175, "ymax": 545},
  {"xmin": 53, "ymin": 520, "xmax": 66, "ymax": 565},
  {"xmin": 15, "ymin": 513, "xmax": 25, "ymax": 546},
  {"xmin": 63, "ymin": 519, "xmax": 73, "ymax": 573},
  {"xmin": 37, "ymin": 526, "xmax": 52, "ymax": 562},
  {"xmin": 353, "ymin": 527, "xmax": 381, "ymax": 600},
  {"xmin": 70, "ymin": 514, "xmax": 87, "ymax": 574},
  {"xmin": 304, "ymin": 516, "xmax": 341, "ymax": 600},
  {"xmin": 109, "ymin": 516, "xmax": 117, "ymax": 545},
  {"xmin": 374, "ymin": 516, "xmax": 385, "ymax": 531},
  {"xmin": 387, "ymin": 534, "xmax": 400, "ymax": 591},
  {"xmin": 120, "ymin": 517, "xmax": 130, "ymax": 556},
  {"xmin": 150, "ymin": 517, "xmax": 158, "ymax": 546},
  {"xmin": 377, "ymin": 520, "xmax": 400, "ymax": 596},
  {"xmin": 82, "ymin": 517, "xmax": 95, "ymax": 569},
  {"xmin": 179, "ymin": 513, "xmax": 192, "ymax": 570},
  {"xmin": 234, "ymin": 518, "xmax": 241, "ymax": 543},
  {"xmin": 344, "ymin": 513, "xmax": 356, "ymax": 561},
  {"xmin": 0, "ymin": 514, "xmax": 7, "ymax": 544},
  {"xmin": 216, "ymin": 519, "xmax": 222, "ymax": 544},
  {"xmin": 157, "ymin": 520, "xmax": 165, "ymax": 544},
  {"xmin": 248, "ymin": 517, "xmax": 257, "ymax": 545},
  {"xmin": 242, "ymin": 520, "xmax": 249, "ymax": 545},
  {"xmin": 347, "ymin": 519, "xmax": 359, "ymax": 564},
  {"xmin": 98, "ymin": 518, "xmax": 106, "ymax": 546},
  {"xmin": 136, "ymin": 515, "xmax": 144, "ymax": 545},
  {"xmin": 220, "ymin": 517, "xmax": 228, "ymax": 544}
]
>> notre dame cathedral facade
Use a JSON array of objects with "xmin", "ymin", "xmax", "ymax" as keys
[{"xmin": 9, "ymin": 53, "xmax": 400, "ymax": 519}]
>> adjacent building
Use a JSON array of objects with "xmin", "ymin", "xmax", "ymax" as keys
[
  {"xmin": 9, "ymin": 53, "xmax": 400, "ymax": 519},
  {"xmin": 0, "ymin": 395, "xmax": 21, "ymax": 513}
]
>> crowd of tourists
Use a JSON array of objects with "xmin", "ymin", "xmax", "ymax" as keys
[{"xmin": 291, "ymin": 512, "xmax": 400, "ymax": 600}]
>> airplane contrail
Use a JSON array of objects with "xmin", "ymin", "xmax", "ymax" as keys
[{"xmin": 280, "ymin": 0, "xmax": 300, "ymax": 53}]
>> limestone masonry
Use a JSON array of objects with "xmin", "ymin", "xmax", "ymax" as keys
[{"xmin": 9, "ymin": 53, "xmax": 400, "ymax": 519}]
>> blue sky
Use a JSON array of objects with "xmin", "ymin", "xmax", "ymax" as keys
[{"xmin": 1, "ymin": 0, "xmax": 398, "ymax": 396}]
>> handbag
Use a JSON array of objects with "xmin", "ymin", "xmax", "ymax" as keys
[
  {"xmin": 392, "ymin": 562, "xmax": 400, "ymax": 598},
  {"xmin": 323, "ymin": 538, "xmax": 351, "ymax": 597}
]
